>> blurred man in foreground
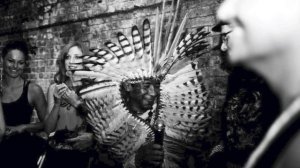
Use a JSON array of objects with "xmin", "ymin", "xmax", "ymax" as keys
[
  {"xmin": 209, "ymin": 21, "xmax": 279, "ymax": 168},
  {"xmin": 217, "ymin": 0, "xmax": 300, "ymax": 167}
]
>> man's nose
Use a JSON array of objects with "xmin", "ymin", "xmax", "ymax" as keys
[
  {"xmin": 148, "ymin": 85, "xmax": 157, "ymax": 96},
  {"xmin": 221, "ymin": 38, "xmax": 228, "ymax": 52},
  {"xmin": 217, "ymin": 0, "xmax": 238, "ymax": 24},
  {"xmin": 221, "ymin": 43, "xmax": 228, "ymax": 52}
]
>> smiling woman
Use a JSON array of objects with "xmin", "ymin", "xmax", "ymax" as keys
[
  {"xmin": 0, "ymin": 40, "xmax": 48, "ymax": 168},
  {"xmin": 43, "ymin": 41, "xmax": 95, "ymax": 168},
  {"xmin": 3, "ymin": 50, "xmax": 26, "ymax": 78}
]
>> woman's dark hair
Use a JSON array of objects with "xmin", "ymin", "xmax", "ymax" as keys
[
  {"xmin": 54, "ymin": 41, "xmax": 88, "ymax": 84},
  {"xmin": 2, "ymin": 40, "xmax": 29, "ymax": 60}
]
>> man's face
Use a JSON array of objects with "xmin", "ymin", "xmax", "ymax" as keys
[
  {"xmin": 217, "ymin": 0, "xmax": 300, "ymax": 64},
  {"xmin": 128, "ymin": 80, "xmax": 160, "ymax": 112},
  {"xmin": 217, "ymin": 24, "xmax": 234, "ymax": 72},
  {"xmin": 220, "ymin": 24, "xmax": 232, "ymax": 53}
]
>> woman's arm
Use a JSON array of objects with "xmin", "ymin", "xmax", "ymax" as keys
[
  {"xmin": 61, "ymin": 84, "xmax": 82, "ymax": 108},
  {"xmin": 22, "ymin": 83, "xmax": 48, "ymax": 133},
  {"xmin": 7, "ymin": 83, "xmax": 48, "ymax": 134},
  {"xmin": 0, "ymin": 97, "xmax": 5, "ymax": 141},
  {"xmin": 44, "ymin": 84, "xmax": 62, "ymax": 134}
]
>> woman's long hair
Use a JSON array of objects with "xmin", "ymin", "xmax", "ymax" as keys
[{"xmin": 54, "ymin": 41, "xmax": 88, "ymax": 84}]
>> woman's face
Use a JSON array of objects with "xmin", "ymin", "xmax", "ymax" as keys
[
  {"xmin": 64, "ymin": 46, "xmax": 83, "ymax": 75},
  {"xmin": 3, "ymin": 49, "xmax": 26, "ymax": 78}
]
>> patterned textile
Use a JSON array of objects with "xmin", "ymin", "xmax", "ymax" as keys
[{"xmin": 211, "ymin": 67, "xmax": 280, "ymax": 168}]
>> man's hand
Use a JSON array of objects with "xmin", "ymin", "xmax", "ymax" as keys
[
  {"xmin": 65, "ymin": 132, "xmax": 94, "ymax": 151},
  {"xmin": 136, "ymin": 143, "xmax": 164, "ymax": 167},
  {"xmin": 5, "ymin": 125, "xmax": 27, "ymax": 136}
]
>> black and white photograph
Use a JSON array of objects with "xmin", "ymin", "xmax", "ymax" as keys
[{"xmin": 0, "ymin": 0, "xmax": 297, "ymax": 167}]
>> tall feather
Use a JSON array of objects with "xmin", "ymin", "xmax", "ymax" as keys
[
  {"xmin": 105, "ymin": 41, "xmax": 124, "ymax": 62},
  {"xmin": 132, "ymin": 25, "xmax": 144, "ymax": 59},
  {"xmin": 153, "ymin": 8, "xmax": 160, "ymax": 74},
  {"xmin": 117, "ymin": 32, "xmax": 135, "ymax": 61},
  {"xmin": 155, "ymin": 0, "xmax": 167, "ymax": 69},
  {"xmin": 143, "ymin": 19, "xmax": 152, "ymax": 55},
  {"xmin": 158, "ymin": 12, "xmax": 189, "ymax": 77},
  {"xmin": 163, "ymin": 0, "xmax": 175, "ymax": 49},
  {"xmin": 142, "ymin": 19, "xmax": 153, "ymax": 76},
  {"xmin": 164, "ymin": 0, "xmax": 180, "ymax": 56}
]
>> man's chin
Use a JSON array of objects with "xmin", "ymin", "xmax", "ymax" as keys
[
  {"xmin": 228, "ymin": 50, "xmax": 250, "ymax": 65},
  {"xmin": 143, "ymin": 105, "xmax": 152, "ymax": 109},
  {"xmin": 142, "ymin": 102, "xmax": 154, "ymax": 110}
]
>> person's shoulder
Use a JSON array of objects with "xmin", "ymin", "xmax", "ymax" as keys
[
  {"xmin": 48, "ymin": 83, "xmax": 56, "ymax": 89},
  {"xmin": 47, "ymin": 83, "xmax": 58, "ymax": 93},
  {"xmin": 28, "ymin": 82, "xmax": 44, "ymax": 96},
  {"xmin": 26, "ymin": 82, "xmax": 46, "ymax": 104},
  {"xmin": 272, "ymin": 130, "xmax": 300, "ymax": 167},
  {"xmin": 28, "ymin": 82, "xmax": 42, "ymax": 90}
]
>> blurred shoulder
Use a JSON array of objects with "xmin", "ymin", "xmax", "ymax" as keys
[
  {"xmin": 48, "ymin": 83, "xmax": 56, "ymax": 90},
  {"xmin": 28, "ymin": 82, "xmax": 43, "ymax": 90},
  {"xmin": 28, "ymin": 82, "xmax": 45, "ymax": 96}
]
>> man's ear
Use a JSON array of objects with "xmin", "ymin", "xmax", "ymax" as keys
[{"xmin": 123, "ymin": 83, "xmax": 132, "ymax": 92}]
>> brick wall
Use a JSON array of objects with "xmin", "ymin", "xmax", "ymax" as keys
[{"xmin": 0, "ymin": 0, "xmax": 226, "ymax": 155}]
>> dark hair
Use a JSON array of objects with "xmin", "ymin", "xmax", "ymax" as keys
[
  {"xmin": 54, "ymin": 41, "xmax": 88, "ymax": 84},
  {"xmin": 2, "ymin": 40, "xmax": 29, "ymax": 60}
]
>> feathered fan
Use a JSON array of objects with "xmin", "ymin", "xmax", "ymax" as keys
[{"xmin": 71, "ymin": 0, "xmax": 211, "ymax": 167}]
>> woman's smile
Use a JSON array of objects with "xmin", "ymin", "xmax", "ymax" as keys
[{"xmin": 3, "ymin": 50, "xmax": 26, "ymax": 78}]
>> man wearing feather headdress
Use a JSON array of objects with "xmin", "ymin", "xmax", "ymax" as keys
[
  {"xmin": 218, "ymin": 0, "xmax": 300, "ymax": 167},
  {"xmin": 121, "ymin": 78, "xmax": 164, "ymax": 167},
  {"xmin": 121, "ymin": 79, "xmax": 159, "ymax": 116},
  {"xmin": 69, "ymin": 1, "xmax": 212, "ymax": 167}
]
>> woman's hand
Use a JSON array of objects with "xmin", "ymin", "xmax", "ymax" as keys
[
  {"xmin": 61, "ymin": 89, "xmax": 81, "ymax": 108},
  {"xmin": 53, "ymin": 83, "xmax": 68, "ymax": 99},
  {"xmin": 65, "ymin": 132, "xmax": 94, "ymax": 151},
  {"xmin": 54, "ymin": 83, "xmax": 81, "ymax": 108}
]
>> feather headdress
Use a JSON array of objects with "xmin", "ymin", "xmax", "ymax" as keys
[{"xmin": 71, "ymin": 0, "xmax": 211, "ymax": 167}]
